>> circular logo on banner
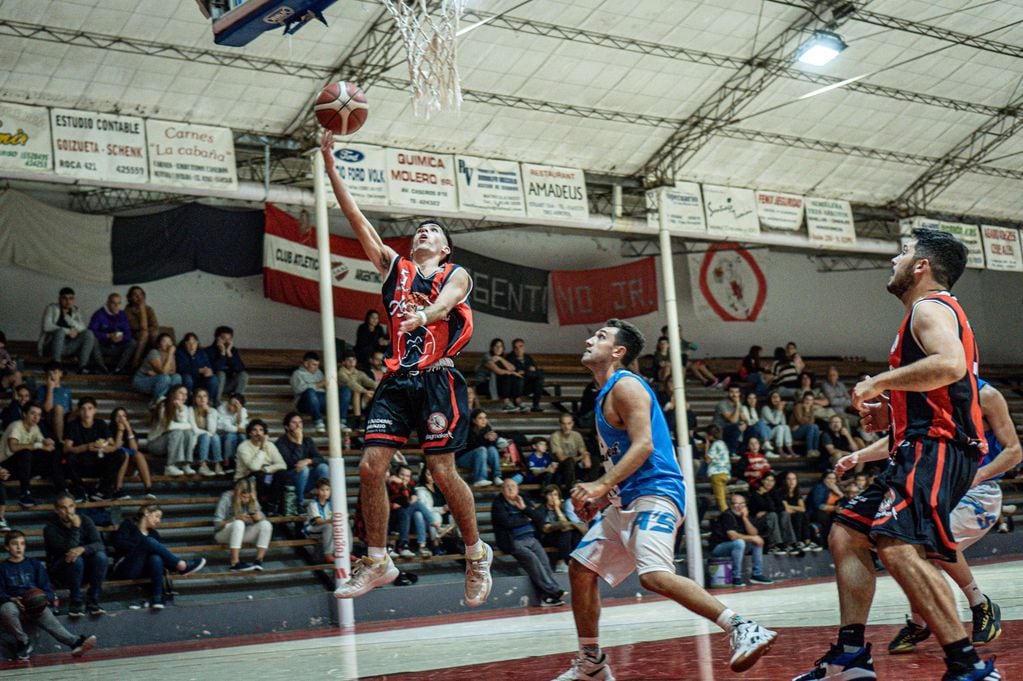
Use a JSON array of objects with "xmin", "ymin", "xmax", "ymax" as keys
[
  {"xmin": 427, "ymin": 412, "xmax": 449, "ymax": 434},
  {"xmin": 698, "ymin": 244, "xmax": 767, "ymax": 322}
]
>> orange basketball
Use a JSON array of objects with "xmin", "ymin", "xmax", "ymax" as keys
[{"xmin": 314, "ymin": 81, "xmax": 369, "ymax": 135}]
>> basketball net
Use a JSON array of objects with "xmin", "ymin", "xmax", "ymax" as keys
[{"xmin": 380, "ymin": 0, "xmax": 466, "ymax": 118}]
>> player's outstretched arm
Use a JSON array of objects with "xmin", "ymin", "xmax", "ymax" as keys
[
  {"xmin": 320, "ymin": 130, "xmax": 397, "ymax": 275},
  {"xmin": 835, "ymin": 436, "xmax": 890, "ymax": 476},
  {"xmin": 975, "ymin": 385, "xmax": 1022, "ymax": 485},
  {"xmin": 397, "ymin": 268, "xmax": 470, "ymax": 334}
]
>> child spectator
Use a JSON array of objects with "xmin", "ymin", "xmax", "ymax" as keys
[
  {"xmin": 704, "ymin": 425, "xmax": 731, "ymax": 513},
  {"xmin": 305, "ymin": 477, "xmax": 335, "ymax": 559},
  {"xmin": 789, "ymin": 391, "xmax": 822, "ymax": 458},
  {"xmin": 387, "ymin": 465, "xmax": 432, "ymax": 558},
  {"xmin": 760, "ymin": 391, "xmax": 796, "ymax": 457},
  {"xmin": 742, "ymin": 437, "xmax": 772, "ymax": 489},
  {"xmin": 235, "ymin": 419, "xmax": 287, "ymax": 516},
  {"xmin": 414, "ymin": 468, "xmax": 450, "ymax": 554},
  {"xmin": 780, "ymin": 471, "xmax": 820, "ymax": 551},
  {"xmin": 0, "ymin": 530, "xmax": 97, "ymax": 660},
  {"xmin": 62, "ymin": 396, "xmax": 127, "ymax": 501},
  {"xmin": 112, "ymin": 504, "xmax": 205, "ymax": 610},
  {"xmin": 207, "ymin": 326, "xmax": 249, "ymax": 404},
  {"xmin": 175, "ymin": 333, "xmax": 219, "ymax": 404},
  {"xmin": 148, "ymin": 384, "xmax": 197, "ymax": 477},
  {"xmin": 132, "ymin": 333, "xmax": 182, "ymax": 402},
  {"xmin": 35, "ymin": 361, "xmax": 71, "ymax": 443},
  {"xmin": 458, "ymin": 409, "xmax": 503, "ymax": 488},
  {"xmin": 192, "ymin": 387, "xmax": 223, "ymax": 476},
  {"xmin": 275, "ymin": 411, "xmax": 329, "ymax": 499},
  {"xmin": 524, "ymin": 437, "xmax": 558, "ymax": 489},
  {"xmin": 540, "ymin": 484, "xmax": 585, "ymax": 573},
  {"xmin": 125, "ymin": 286, "xmax": 160, "ymax": 369},
  {"xmin": 213, "ymin": 478, "xmax": 273, "ymax": 572},
  {"xmin": 109, "ymin": 407, "xmax": 155, "ymax": 499},
  {"xmin": 1, "ymin": 402, "xmax": 59, "ymax": 507},
  {"xmin": 217, "ymin": 393, "xmax": 248, "ymax": 468},
  {"xmin": 43, "ymin": 492, "xmax": 109, "ymax": 617}
]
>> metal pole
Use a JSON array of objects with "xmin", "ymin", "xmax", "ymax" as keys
[
  {"xmin": 313, "ymin": 151, "xmax": 355, "ymax": 628},
  {"xmin": 656, "ymin": 187, "xmax": 704, "ymax": 586}
]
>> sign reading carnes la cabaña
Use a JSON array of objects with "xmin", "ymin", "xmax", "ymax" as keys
[
  {"xmin": 521, "ymin": 163, "xmax": 589, "ymax": 221},
  {"xmin": 0, "ymin": 102, "xmax": 52, "ymax": 173},
  {"xmin": 51, "ymin": 108, "xmax": 148, "ymax": 184},
  {"xmin": 146, "ymin": 120, "xmax": 237, "ymax": 191},
  {"xmin": 386, "ymin": 148, "xmax": 457, "ymax": 211}
]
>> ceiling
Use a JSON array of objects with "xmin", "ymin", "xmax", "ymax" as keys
[{"xmin": 1, "ymin": 0, "xmax": 1022, "ymax": 223}]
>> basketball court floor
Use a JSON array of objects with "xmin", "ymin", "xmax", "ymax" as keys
[{"xmin": 7, "ymin": 558, "xmax": 1020, "ymax": 680}]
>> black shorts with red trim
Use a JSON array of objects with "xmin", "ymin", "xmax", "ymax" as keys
[
  {"xmin": 362, "ymin": 367, "xmax": 469, "ymax": 455},
  {"xmin": 834, "ymin": 438, "xmax": 978, "ymax": 562}
]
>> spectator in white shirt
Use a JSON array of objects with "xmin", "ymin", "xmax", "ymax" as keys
[
  {"xmin": 147, "ymin": 385, "xmax": 197, "ymax": 477},
  {"xmin": 216, "ymin": 393, "xmax": 248, "ymax": 470},
  {"xmin": 235, "ymin": 419, "xmax": 287, "ymax": 515},
  {"xmin": 38, "ymin": 287, "xmax": 99, "ymax": 373}
]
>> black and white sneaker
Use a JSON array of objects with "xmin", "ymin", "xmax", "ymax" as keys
[
  {"xmin": 230, "ymin": 562, "xmax": 258, "ymax": 572},
  {"xmin": 86, "ymin": 602, "xmax": 106, "ymax": 617},
  {"xmin": 750, "ymin": 573, "xmax": 774, "ymax": 585},
  {"xmin": 252, "ymin": 560, "xmax": 264, "ymax": 572},
  {"xmin": 540, "ymin": 595, "xmax": 566, "ymax": 607},
  {"xmin": 791, "ymin": 643, "xmax": 875, "ymax": 681},
  {"xmin": 70, "ymin": 634, "xmax": 97, "ymax": 658},
  {"xmin": 14, "ymin": 639, "xmax": 32, "ymax": 661},
  {"xmin": 552, "ymin": 652, "xmax": 615, "ymax": 680},
  {"xmin": 730, "ymin": 619, "xmax": 777, "ymax": 672},
  {"xmin": 67, "ymin": 601, "xmax": 85, "ymax": 618},
  {"xmin": 18, "ymin": 494, "xmax": 36, "ymax": 508},
  {"xmin": 179, "ymin": 558, "xmax": 206, "ymax": 576}
]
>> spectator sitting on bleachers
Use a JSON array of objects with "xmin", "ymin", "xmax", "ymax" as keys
[
  {"xmin": 38, "ymin": 287, "xmax": 98, "ymax": 373},
  {"xmin": 217, "ymin": 393, "xmax": 248, "ymax": 469},
  {"xmin": 305, "ymin": 477, "xmax": 335, "ymax": 559},
  {"xmin": 112, "ymin": 503, "xmax": 205, "ymax": 611},
  {"xmin": 414, "ymin": 467, "xmax": 450, "ymax": 554},
  {"xmin": 742, "ymin": 436, "xmax": 772, "ymax": 489},
  {"xmin": 367, "ymin": 350, "xmax": 386, "ymax": 384},
  {"xmin": 276, "ymin": 411, "xmax": 329, "ymax": 499},
  {"xmin": 575, "ymin": 379, "xmax": 598, "ymax": 424},
  {"xmin": 789, "ymin": 391, "xmax": 822, "ymax": 458},
  {"xmin": 207, "ymin": 326, "xmax": 249, "ymax": 404},
  {"xmin": 88, "ymin": 292, "xmax": 136, "ymax": 374},
  {"xmin": 213, "ymin": 478, "xmax": 273, "ymax": 572},
  {"xmin": 175, "ymin": 333, "xmax": 218, "ymax": 405},
  {"xmin": 192, "ymin": 388, "xmax": 223, "ymax": 477},
  {"xmin": 785, "ymin": 341, "xmax": 805, "ymax": 375},
  {"xmin": 43, "ymin": 491, "xmax": 109, "ymax": 617},
  {"xmin": 768, "ymin": 346, "xmax": 799, "ymax": 398},
  {"xmin": 704, "ymin": 425, "xmax": 730, "ymax": 513},
  {"xmin": 491, "ymin": 478, "xmax": 565, "ymax": 606},
  {"xmin": 760, "ymin": 391, "xmax": 796, "ymax": 457},
  {"xmin": 821, "ymin": 415, "xmax": 862, "ymax": 470},
  {"xmin": 35, "ymin": 361, "xmax": 72, "ymax": 444},
  {"xmin": 780, "ymin": 471, "xmax": 820, "ymax": 551},
  {"xmin": 62, "ymin": 396, "xmax": 127, "ymax": 501},
  {"xmin": 474, "ymin": 338, "xmax": 520, "ymax": 411},
  {"xmin": 523, "ymin": 437, "xmax": 557, "ymax": 489},
  {"xmin": 740, "ymin": 392, "xmax": 774, "ymax": 456},
  {"xmin": 506, "ymin": 338, "xmax": 546, "ymax": 412},
  {"xmin": 708, "ymin": 494, "xmax": 772, "ymax": 587},
  {"xmin": 109, "ymin": 407, "xmax": 155, "ymax": 499},
  {"xmin": 148, "ymin": 384, "xmax": 197, "ymax": 477},
  {"xmin": 235, "ymin": 419, "xmax": 287, "ymax": 515},
  {"xmin": 125, "ymin": 286, "xmax": 160, "ymax": 370},
  {"xmin": 0, "ymin": 332, "xmax": 24, "ymax": 396},
  {"xmin": 748, "ymin": 472, "xmax": 801, "ymax": 556},
  {"xmin": 713, "ymin": 385, "xmax": 745, "ymax": 454},
  {"xmin": 133, "ymin": 333, "xmax": 182, "ymax": 403},
  {"xmin": 0, "ymin": 466, "xmax": 8, "ymax": 531},
  {"xmin": 819, "ymin": 366, "xmax": 853, "ymax": 424},
  {"xmin": 459, "ymin": 409, "xmax": 503, "ymax": 488},
  {"xmin": 797, "ymin": 372, "xmax": 834, "ymax": 423},
  {"xmin": 550, "ymin": 413, "xmax": 592, "ymax": 492},
  {"xmin": 354, "ymin": 309, "xmax": 389, "ymax": 367},
  {"xmin": 1, "ymin": 383, "xmax": 31, "ymax": 431},
  {"xmin": 387, "ymin": 464, "xmax": 433, "ymax": 559},
  {"xmin": 339, "ymin": 352, "xmax": 376, "ymax": 425},
  {"xmin": 290, "ymin": 351, "xmax": 349, "ymax": 434},
  {"xmin": 539, "ymin": 484, "xmax": 585, "ymax": 573},
  {"xmin": 0, "ymin": 530, "xmax": 97, "ymax": 660},
  {"xmin": 0, "ymin": 401, "xmax": 59, "ymax": 507},
  {"xmin": 806, "ymin": 471, "xmax": 842, "ymax": 541},
  {"xmin": 649, "ymin": 336, "xmax": 672, "ymax": 383},
  {"xmin": 738, "ymin": 345, "xmax": 768, "ymax": 396}
]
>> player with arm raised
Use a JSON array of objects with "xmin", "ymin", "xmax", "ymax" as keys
[
  {"xmin": 321, "ymin": 130, "xmax": 492, "ymax": 607},
  {"xmin": 553, "ymin": 319, "xmax": 776, "ymax": 681}
]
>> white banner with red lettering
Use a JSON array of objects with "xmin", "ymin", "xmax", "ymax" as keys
[
  {"xmin": 386, "ymin": 148, "xmax": 457, "ymax": 211},
  {"xmin": 51, "ymin": 108, "xmax": 148, "ymax": 184},
  {"xmin": 686, "ymin": 244, "xmax": 767, "ymax": 322},
  {"xmin": 755, "ymin": 190, "xmax": 804, "ymax": 230},
  {"xmin": 981, "ymin": 225, "xmax": 1023, "ymax": 272}
]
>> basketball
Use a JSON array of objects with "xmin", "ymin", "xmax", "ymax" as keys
[
  {"xmin": 314, "ymin": 81, "xmax": 369, "ymax": 135},
  {"xmin": 21, "ymin": 588, "xmax": 49, "ymax": 617}
]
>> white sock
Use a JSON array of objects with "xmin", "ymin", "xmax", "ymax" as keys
[
  {"xmin": 579, "ymin": 637, "xmax": 600, "ymax": 658},
  {"xmin": 963, "ymin": 581, "xmax": 986, "ymax": 608},
  {"xmin": 716, "ymin": 608, "xmax": 743, "ymax": 632},
  {"xmin": 910, "ymin": 612, "xmax": 927, "ymax": 628},
  {"xmin": 368, "ymin": 546, "xmax": 387, "ymax": 562},
  {"xmin": 466, "ymin": 540, "xmax": 484, "ymax": 560}
]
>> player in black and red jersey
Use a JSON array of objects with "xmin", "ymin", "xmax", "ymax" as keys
[
  {"xmin": 320, "ymin": 131, "xmax": 492, "ymax": 607},
  {"xmin": 793, "ymin": 229, "xmax": 999, "ymax": 681}
]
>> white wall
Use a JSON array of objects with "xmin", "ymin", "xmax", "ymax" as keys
[{"xmin": 2, "ymin": 227, "xmax": 1021, "ymax": 364}]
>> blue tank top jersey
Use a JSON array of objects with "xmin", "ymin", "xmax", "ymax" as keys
[
  {"xmin": 976, "ymin": 379, "xmax": 1005, "ymax": 482},
  {"xmin": 594, "ymin": 369, "xmax": 686, "ymax": 513}
]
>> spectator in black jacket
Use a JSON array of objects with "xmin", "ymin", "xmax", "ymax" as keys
[
  {"xmin": 206, "ymin": 326, "xmax": 249, "ymax": 404},
  {"xmin": 112, "ymin": 504, "xmax": 205, "ymax": 610},
  {"xmin": 275, "ymin": 412, "xmax": 329, "ymax": 499},
  {"xmin": 43, "ymin": 492, "xmax": 109, "ymax": 617},
  {"xmin": 0, "ymin": 384, "xmax": 30, "ymax": 431},
  {"xmin": 505, "ymin": 338, "xmax": 546, "ymax": 412},
  {"xmin": 491, "ymin": 479, "xmax": 565, "ymax": 606},
  {"xmin": 62, "ymin": 396, "xmax": 127, "ymax": 501}
]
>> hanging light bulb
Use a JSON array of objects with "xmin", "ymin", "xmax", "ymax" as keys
[{"xmin": 796, "ymin": 30, "xmax": 848, "ymax": 66}]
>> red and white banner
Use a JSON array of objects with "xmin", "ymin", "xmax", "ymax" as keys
[
  {"xmin": 551, "ymin": 257, "xmax": 658, "ymax": 325},
  {"xmin": 686, "ymin": 244, "xmax": 767, "ymax": 322},
  {"xmin": 262, "ymin": 203, "xmax": 410, "ymax": 320}
]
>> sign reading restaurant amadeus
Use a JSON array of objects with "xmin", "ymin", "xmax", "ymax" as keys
[
  {"xmin": 146, "ymin": 120, "xmax": 237, "ymax": 191},
  {"xmin": 386, "ymin": 148, "xmax": 458, "ymax": 211},
  {"xmin": 51, "ymin": 108, "xmax": 148, "ymax": 184},
  {"xmin": 522, "ymin": 163, "xmax": 589, "ymax": 221},
  {"xmin": 0, "ymin": 102, "xmax": 52, "ymax": 173}
]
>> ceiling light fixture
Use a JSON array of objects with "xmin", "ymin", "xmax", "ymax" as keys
[{"xmin": 796, "ymin": 30, "xmax": 848, "ymax": 66}]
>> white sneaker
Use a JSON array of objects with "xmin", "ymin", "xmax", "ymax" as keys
[
  {"xmin": 165, "ymin": 465, "xmax": 184, "ymax": 477},
  {"xmin": 492, "ymin": 477, "xmax": 504, "ymax": 486},
  {"xmin": 315, "ymin": 421, "xmax": 326, "ymax": 433},
  {"xmin": 334, "ymin": 556, "xmax": 399, "ymax": 599},
  {"xmin": 552, "ymin": 652, "xmax": 615, "ymax": 681},
  {"xmin": 214, "ymin": 463, "xmax": 225, "ymax": 475},
  {"xmin": 472, "ymin": 479, "xmax": 492, "ymax": 488},
  {"xmin": 398, "ymin": 547, "xmax": 415, "ymax": 558},
  {"xmin": 198, "ymin": 463, "xmax": 215, "ymax": 477},
  {"xmin": 729, "ymin": 619, "xmax": 777, "ymax": 672},
  {"xmin": 464, "ymin": 542, "xmax": 493, "ymax": 607},
  {"xmin": 181, "ymin": 465, "xmax": 196, "ymax": 475}
]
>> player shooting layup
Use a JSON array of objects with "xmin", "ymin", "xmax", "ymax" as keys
[
  {"xmin": 320, "ymin": 130, "xmax": 493, "ymax": 607},
  {"xmin": 554, "ymin": 319, "xmax": 776, "ymax": 681}
]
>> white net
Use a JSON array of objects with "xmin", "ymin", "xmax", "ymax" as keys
[{"xmin": 380, "ymin": 0, "xmax": 466, "ymax": 118}]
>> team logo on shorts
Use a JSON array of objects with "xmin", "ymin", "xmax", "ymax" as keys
[
  {"xmin": 876, "ymin": 489, "xmax": 898, "ymax": 520},
  {"xmin": 427, "ymin": 412, "xmax": 448, "ymax": 434}
]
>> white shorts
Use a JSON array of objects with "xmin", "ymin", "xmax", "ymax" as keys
[
  {"xmin": 950, "ymin": 481, "xmax": 1002, "ymax": 551},
  {"xmin": 570, "ymin": 495, "xmax": 681, "ymax": 587}
]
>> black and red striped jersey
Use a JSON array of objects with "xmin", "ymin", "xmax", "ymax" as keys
[
  {"xmin": 381, "ymin": 256, "xmax": 473, "ymax": 372},
  {"xmin": 887, "ymin": 291, "xmax": 985, "ymax": 455}
]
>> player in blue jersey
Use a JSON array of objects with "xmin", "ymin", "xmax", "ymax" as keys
[{"xmin": 552, "ymin": 319, "xmax": 777, "ymax": 681}]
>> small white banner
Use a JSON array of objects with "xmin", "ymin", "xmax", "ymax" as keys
[
  {"xmin": 386, "ymin": 148, "xmax": 457, "ymax": 211},
  {"xmin": 646, "ymin": 182, "xmax": 706, "ymax": 235},
  {"xmin": 755, "ymin": 190, "xmax": 804, "ymax": 231},
  {"xmin": 0, "ymin": 102, "xmax": 52, "ymax": 173},
  {"xmin": 455, "ymin": 155, "xmax": 525, "ymax": 217},
  {"xmin": 51, "ymin": 108, "xmax": 148, "ymax": 184},
  {"xmin": 522, "ymin": 163, "xmax": 589, "ymax": 221},
  {"xmin": 981, "ymin": 225, "xmax": 1023, "ymax": 272},
  {"xmin": 901, "ymin": 217, "xmax": 985, "ymax": 269},
  {"xmin": 703, "ymin": 185, "xmax": 760, "ymax": 238},
  {"xmin": 147, "ymin": 120, "xmax": 237, "ymax": 191},
  {"xmin": 263, "ymin": 232, "xmax": 381, "ymax": 292},
  {"xmin": 805, "ymin": 197, "xmax": 856, "ymax": 247},
  {"xmin": 326, "ymin": 143, "xmax": 388, "ymax": 206}
]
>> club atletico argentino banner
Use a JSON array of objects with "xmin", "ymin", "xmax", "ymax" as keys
[
  {"xmin": 263, "ymin": 203, "xmax": 410, "ymax": 320},
  {"xmin": 551, "ymin": 257, "xmax": 658, "ymax": 325}
]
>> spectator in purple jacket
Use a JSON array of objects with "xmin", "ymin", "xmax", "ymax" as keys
[
  {"xmin": 88, "ymin": 293, "xmax": 137, "ymax": 375},
  {"xmin": 175, "ymin": 333, "xmax": 219, "ymax": 405}
]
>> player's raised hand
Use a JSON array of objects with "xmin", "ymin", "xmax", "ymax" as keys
[{"xmin": 320, "ymin": 129, "xmax": 335, "ymax": 167}]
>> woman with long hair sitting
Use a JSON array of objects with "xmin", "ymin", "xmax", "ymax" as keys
[{"xmin": 213, "ymin": 478, "xmax": 273, "ymax": 572}]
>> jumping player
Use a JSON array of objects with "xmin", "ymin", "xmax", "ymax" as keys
[
  {"xmin": 554, "ymin": 319, "xmax": 776, "ymax": 681},
  {"xmin": 793, "ymin": 229, "xmax": 1000, "ymax": 681},
  {"xmin": 321, "ymin": 131, "xmax": 493, "ymax": 606}
]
